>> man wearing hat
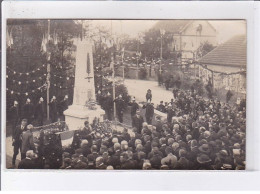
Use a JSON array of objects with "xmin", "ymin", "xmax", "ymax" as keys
[
  {"xmin": 12, "ymin": 119, "xmax": 27, "ymax": 167},
  {"xmin": 35, "ymin": 97, "xmax": 44, "ymax": 126},
  {"xmin": 48, "ymin": 96, "xmax": 58, "ymax": 123},
  {"xmin": 21, "ymin": 124, "xmax": 35, "ymax": 160},
  {"xmin": 114, "ymin": 94, "xmax": 125, "ymax": 123},
  {"xmin": 22, "ymin": 98, "xmax": 34, "ymax": 124},
  {"xmin": 103, "ymin": 92, "xmax": 113, "ymax": 121},
  {"xmin": 132, "ymin": 109, "xmax": 144, "ymax": 134},
  {"xmin": 58, "ymin": 95, "xmax": 69, "ymax": 120},
  {"xmin": 9, "ymin": 100, "xmax": 20, "ymax": 133}
]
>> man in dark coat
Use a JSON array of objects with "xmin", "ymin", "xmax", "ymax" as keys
[
  {"xmin": 132, "ymin": 110, "xmax": 144, "ymax": 134},
  {"xmin": 12, "ymin": 119, "xmax": 27, "ymax": 167},
  {"xmin": 144, "ymin": 100, "xmax": 154, "ymax": 125},
  {"xmin": 48, "ymin": 96, "xmax": 58, "ymax": 123},
  {"xmin": 114, "ymin": 94, "xmax": 125, "ymax": 123},
  {"xmin": 58, "ymin": 95, "xmax": 69, "ymax": 120},
  {"xmin": 35, "ymin": 97, "xmax": 44, "ymax": 126},
  {"xmin": 22, "ymin": 98, "xmax": 34, "ymax": 124},
  {"xmin": 9, "ymin": 100, "xmax": 20, "ymax": 133},
  {"xmin": 130, "ymin": 97, "xmax": 139, "ymax": 117},
  {"xmin": 167, "ymin": 105, "xmax": 175, "ymax": 123},
  {"xmin": 158, "ymin": 101, "xmax": 166, "ymax": 113},
  {"xmin": 103, "ymin": 92, "xmax": 113, "ymax": 121},
  {"xmin": 21, "ymin": 124, "xmax": 36, "ymax": 160}
]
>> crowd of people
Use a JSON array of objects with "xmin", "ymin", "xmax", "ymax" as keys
[{"xmin": 15, "ymin": 84, "xmax": 246, "ymax": 170}]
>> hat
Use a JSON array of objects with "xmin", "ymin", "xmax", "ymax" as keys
[
  {"xmin": 107, "ymin": 92, "xmax": 111, "ymax": 96},
  {"xmin": 199, "ymin": 144, "xmax": 210, "ymax": 153},
  {"xmin": 114, "ymin": 143, "xmax": 121, "ymax": 150},
  {"xmin": 14, "ymin": 101, "xmax": 18, "ymax": 105},
  {"xmin": 191, "ymin": 140, "xmax": 198, "ymax": 149},
  {"xmin": 219, "ymin": 150, "xmax": 228, "ymax": 158},
  {"xmin": 121, "ymin": 140, "xmax": 128, "ymax": 145},
  {"xmin": 81, "ymin": 140, "xmax": 89, "ymax": 147},
  {"xmin": 106, "ymin": 165, "xmax": 114, "ymax": 170},
  {"xmin": 112, "ymin": 137, "xmax": 118, "ymax": 144},
  {"xmin": 65, "ymin": 95, "xmax": 68, "ymax": 99},
  {"xmin": 26, "ymin": 98, "xmax": 31, "ymax": 103},
  {"xmin": 27, "ymin": 124, "xmax": 33, "ymax": 130},
  {"xmin": 96, "ymin": 156, "xmax": 104, "ymax": 167},
  {"xmin": 204, "ymin": 131, "xmax": 211, "ymax": 138},
  {"xmin": 197, "ymin": 154, "xmax": 212, "ymax": 164},
  {"xmin": 118, "ymin": 94, "xmax": 122, "ymax": 98},
  {"xmin": 52, "ymin": 96, "xmax": 56, "ymax": 100},
  {"xmin": 40, "ymin": 97, "xmax": 44, "ymax": 102}
]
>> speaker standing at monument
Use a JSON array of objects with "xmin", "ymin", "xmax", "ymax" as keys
[{"xmin": 48, "ymin": 96, "xmax": 58, "ymax": 123}]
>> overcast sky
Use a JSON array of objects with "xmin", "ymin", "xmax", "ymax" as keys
[{"xmin": 90, "ymin": 20, "xmax": 246, "ymax": 44}]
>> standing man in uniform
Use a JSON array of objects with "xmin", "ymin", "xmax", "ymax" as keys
[
  {"xmin": 9, "ymin": 100, "xmax": 20, "ymax": 134},
  {"xmin": 12, "ymin": 119, "xmax": 27, "ymax": 168},
  {"xmin": 22, "ymin": 98, "xmax": 34, "ymax": 124},
  {"xmin": 35, "ymin": 97, "xmax": 44, "ymax": 126},
  {"xmin": 114, "ymin": 94, "xmax": 125, "ymax": 123},
  {"xmin": 48, "ymin": 96, "xmax": 58, "ymax": 123}
]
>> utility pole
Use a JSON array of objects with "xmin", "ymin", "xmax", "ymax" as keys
[
  {"xmin": 111, "ymin": 20, "xmax": 117, "ymax": 125},
  {"xmin": 136, "ymin": 40, "xmax": 139, "ymax": 79},
  {"xmin": 46, "ymin": 19, "xmax": 51, "ymax": 121}
]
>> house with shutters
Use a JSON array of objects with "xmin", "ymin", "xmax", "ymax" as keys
[
  {"xmin": 197, "ymin": 34, "xmax": 246, "ymax": 96},
  {"xmin": 153, "ymin": 20, "xmax": 218, "ymax": 62}
]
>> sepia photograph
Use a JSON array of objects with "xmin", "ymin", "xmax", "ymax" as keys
[{"xmin": 5, "ymin": 19, "xmax": 247, "ymax": 170}]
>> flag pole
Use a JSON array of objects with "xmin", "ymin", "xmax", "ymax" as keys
[{"xmin": 47, "ymin": 19, "xmax": 51, "ymax": 121}]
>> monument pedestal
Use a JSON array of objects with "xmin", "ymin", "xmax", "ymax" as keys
[{"xmin": 64, "ymin": 104, "xmax": 105, "ymax": 131}]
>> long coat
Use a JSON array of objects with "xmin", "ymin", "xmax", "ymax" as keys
[{"xmin": 21, "ymin": 129, "xmax": 35, "ymax": 154}]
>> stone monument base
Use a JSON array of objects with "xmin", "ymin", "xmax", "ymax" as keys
[{"xmin": 64, "ymin": 104, "xmax": 105, "ymax": 131}]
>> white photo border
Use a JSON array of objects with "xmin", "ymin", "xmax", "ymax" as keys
[{"xmin": 1, "ymin": 0, "xmax": 260, "ymax": 190}]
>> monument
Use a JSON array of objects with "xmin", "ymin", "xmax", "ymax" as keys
[{"xmin": 64, "ymin": 38, "xmax": 105, "ymax": 130}]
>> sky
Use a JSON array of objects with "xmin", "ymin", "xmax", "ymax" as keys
[{"xmin": 90, "ymin": 20, "xmax": 246, "ymax": 44}]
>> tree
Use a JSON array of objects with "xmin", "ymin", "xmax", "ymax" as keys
[{"xmin": 6, "ymin": 19, "xmax": 82, "ymax": 118}]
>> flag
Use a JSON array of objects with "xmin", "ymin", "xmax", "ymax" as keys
[
  {"xmin": 6, "ymin": 29, "xmax": 13, "ymax": 48},
  {"xmin": 53, "ymin": 31, "xmax": 58, "ymax": 45},
  {"xmin": 41, "ymin": 34, "xmax": 47, "ymax": 52},
  {"xmin": 121, "ymin": 47, "xmax": 125, "ymax": 59}
]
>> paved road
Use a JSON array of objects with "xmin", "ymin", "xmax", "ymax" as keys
[{"xmin": 124, "ymin": 79, "xmax": 174, "ymax": 105}]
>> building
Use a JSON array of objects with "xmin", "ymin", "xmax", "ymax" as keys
[
  {"xmin": 197, "ymin": 34, "xmax": 246, "ymax": 96},
  {"xmin": 153, "ymin": 20, "xmax": 218, "ymax": 62}
]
